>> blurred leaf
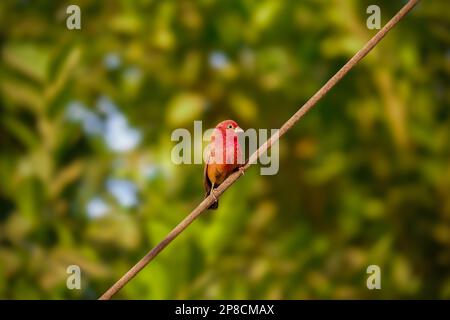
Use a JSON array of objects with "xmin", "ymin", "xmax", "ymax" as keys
[
  {"xmin": 2, "ymin": 43, "xmax": 50, "ymax": 83},
  {"xmin": 49, "ymin": 161, "xmax": 83, "ymax": 199},
  {"xmin": 166, "ymin": 92, "xmax": 205, "ymax": 126},
  {"xmin": 45, "ymin": 47, "xmax": 82, "ymax": 107},
  {"xmin": 1, "ymin": 78, "xmax": 43, "ymax": 112},
  {"xmin": 229, "ymin": 92, "xmax": 257, "ymax": 121},
  {"xmin": 1, "ymin": 116, "xmax": 39, "ymax": 149}
]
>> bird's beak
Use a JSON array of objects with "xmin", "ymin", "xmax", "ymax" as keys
[{"xmin": 234, "ymin": 127, "xmax": 244, "ymax": 133}]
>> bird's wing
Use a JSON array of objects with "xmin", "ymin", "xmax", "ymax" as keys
[{"xmin": 203, "ymin": 144, "xmax": 212, "ymax": 196}]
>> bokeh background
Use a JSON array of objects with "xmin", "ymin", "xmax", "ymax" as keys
[{"xmin": 0, "ymin": 0, "xmax": 449, "ymax": 299}]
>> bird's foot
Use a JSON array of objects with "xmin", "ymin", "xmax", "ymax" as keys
[
  {"xmin": 238, "ymin": 167, "xmax": 245, "ymax": 176},
  {"xmin": 210, "ymin": 189, "xmax": 218, "ymax": 202}
]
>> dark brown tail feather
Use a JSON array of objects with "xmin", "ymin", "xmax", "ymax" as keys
[{"xmin": 208, "ymin": 200, "xmax": 218, "ymax": 210}]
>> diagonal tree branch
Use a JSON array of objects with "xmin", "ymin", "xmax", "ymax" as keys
[{"xmin": 99, "ymin": 0, "xmax": 420, "ymax": 300}]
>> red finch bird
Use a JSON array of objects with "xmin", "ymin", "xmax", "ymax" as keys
[{"xmin": 204, "ymin": 120, "xmax": 244, "ymax": 210}]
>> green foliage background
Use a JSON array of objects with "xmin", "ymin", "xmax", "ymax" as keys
[{"xmin": 0, "ymin": 0, "xmax": 449, "ymax": 299}]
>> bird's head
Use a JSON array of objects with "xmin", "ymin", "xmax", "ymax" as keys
[{"xmin": 215, "ymin": 120, "xmax": 244, "ymax": 134}]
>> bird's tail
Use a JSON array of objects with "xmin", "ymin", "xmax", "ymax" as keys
[{"xmin": 208, "ymin": 200, "xmax": 218, "ymax": 210}]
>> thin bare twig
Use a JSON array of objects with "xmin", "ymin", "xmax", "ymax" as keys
[{"xmin": 99, "ymin": 0, "xmax": 420, "ymax": 300}]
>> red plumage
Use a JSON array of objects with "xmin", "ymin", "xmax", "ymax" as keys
[{"xmin": 204, "ymin": 120, "xmax": 243, "ymax": 209}]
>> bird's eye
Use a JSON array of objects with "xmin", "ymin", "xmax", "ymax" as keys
[{"xmin": 227, "ymin": 124, "xmax": 233, "ymax": 129}]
